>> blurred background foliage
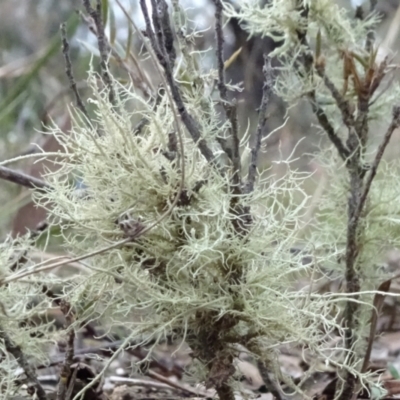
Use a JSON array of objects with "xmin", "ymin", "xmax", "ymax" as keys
[{"xmin": 0, "ymin": 0, "xmax": 399, "ymax": 238}]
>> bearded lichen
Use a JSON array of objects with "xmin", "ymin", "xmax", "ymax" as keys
[{"xmin": 0, "ymin": 1, "xmax": 399, "ymax": 399}]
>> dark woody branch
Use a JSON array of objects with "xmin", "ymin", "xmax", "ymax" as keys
[
  {"xmin": 150, "ymin": 0, "xmax": 165, "ymax": 59},
  {"xmin": 245, "ymin": 55, "xmax": 273, "ymax": 194},
  {"xmin": 139, "ymin": 0, "xmax": 216, "ymax": 165},
  {"xmin": 60, "ymin": 23, "xmax": 90, "ymax": 122},
  {"xmin": 308, "ymin": 93, "xmax": 350, "ymax": 161},
  {"xmin": 56, "ymin": 301, "xmax": 76, "ymax": 400},
  {"xmin": 295, "ymin": 6, "xmax": 350, "ymax": 161},
  {"xmin": 257, "ymin": 360, "xmax": 286, "ymax": 400},
  {"xmin": 82, "ymin": 0, "xmax": 116, "ymax": 104},
  {"xmin": 294, "ymin": 3, "xmax": 397, "ymax": 400},
  {"xmin": 0, "ymin": 166, "xmax": 51, "ymax": 191},
  {"xmin": 212, "ymin": 0, "xmax": 228, "ymax": 102},
  {"xmin": 212, "ymin": 0, "xmax": 241, "ymax": 187},
  {"xmin": 314, "ymin": 64, "xmax": 355, "ymax": 131},
  {"xmin": 306, "ymin": 88, "xmax": 350, "ymax": 161}
]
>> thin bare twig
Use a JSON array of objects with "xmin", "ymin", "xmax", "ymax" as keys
[
  {"xmin": 212, "ymin": 0, "xmax": 241, "ymax": 186},
  {"xmin": 157, "ymin": 0, "xmax": 177, "ymax": 66},
  {"xmin": 305, "ymin": 73, "xmax": 350, "ymax": 159},
  {"xmin": 82, "ymin": 0, "xmax": 116, "ymax": 104},
  {"xmin": 79, "ymin": 10, "xmax": 153, "ymax": 97},
  {"xmin": 361, "ymin": 279, "xmax": 391, "ymax": 373},
  {"xmin": 212, "ymin": 0, "xmax": 228, "ymax": 103},
  {"xmin": 0, "ymin": 166, "xmax": 51, "ymax": 191},
  {"xmin": 295, "ymin": 5, "xmax": 350, "ymax": 161},
  {"xmin": 245, "ymin": 55, "xmax": 273, "ymax": 193},
  {"xmin": 227, "ymin": 101, "xmax": 241, "ymax": 186},
  {"xmin": 257, "ymin": 360, "xmax": 286, "ymax": 400},
  {"xmin": 315, "ymin": 65, "xmax": 355, "ymax": 130},
  {"xmin": 60, "ymin": 23, "xmax": 89, "ymax": 121},
  {"xmin": 309, "ymin": 94, "xmax": 350, "ymax": 161},
  {"xmin": 56, "ymin": 301, "xmax": 76, "ymax": 400},
  {"xmin": 65, "ymin": 367, "xmax": 78, "ymax": 400},
  {"xmin": 0, "ymin": 327, "xmax": 47, "ymax": 400},
  {"xmin": 109, "ymin": 376, "xmax": 174, "ymax": 390},
  {"xmin": 147, "ymin": 370, "xmax": 208, "ymax": 397},
  {"xmin": 150, "ymin": 0, "xmax": 165, "ymax": 58},
  {"xmin": 139, "ymin": 0, "xmax": 216, "ymax": 164}
]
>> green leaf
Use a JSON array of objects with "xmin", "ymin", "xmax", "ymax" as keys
[
  {"xmin": 109, "ymin": 6, "xmax": 117, "ymax": 45},
  {"xmin": 125, "ymin": 19, "xmax": 133, "ymax": 61},
  {"xmin": 101, "ymin": 0, "xmax": 109, "ymax": 29}
]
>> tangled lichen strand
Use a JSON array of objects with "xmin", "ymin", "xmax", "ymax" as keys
[
  {"xmin": 223, "ymin": 0, "xmax": 378, "ymax": 54},
  {"xmin": 32, "ymin": 1, "xmax": 394, "ymax": 388},
  {"xmin": 0, "ymin": 236, "xmax": 61, "ymax": 398},
  {"xmin": 313, "ymin": 151, "xmax": 400, "ymax": 276},
  {"xmin": 308, "ymin": 149, "xmax": 400, "ymax": 397},
  {"xmin": 0, "ymin": 2, "xmax": 398, "ymax": 399},
  {"xmin": 35, "ymin": 73, "xmax": 346, "ymax": 376},
  {"xmin": 225, "ymin": 0, "xmax": 382, "ymax": 111}
]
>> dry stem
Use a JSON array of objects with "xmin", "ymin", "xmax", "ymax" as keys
[{"xmin": 0, "ymin": 166, "xmax": 51, "ymax": 191}]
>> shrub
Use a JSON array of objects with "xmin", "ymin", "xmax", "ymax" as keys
[{"xmin": 0, "ymin": 1, "xmax": 399, "ymax": 399}]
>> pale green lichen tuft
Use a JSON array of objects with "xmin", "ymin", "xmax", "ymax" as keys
[{"xmin": 31, "ymin": 69, "xmax": 360, "ymax": 398}]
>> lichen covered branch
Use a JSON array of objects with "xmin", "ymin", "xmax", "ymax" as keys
[
  {"xmin": 245, "ymin": 55, "xmax": 273, "ymax": 193},
  {"xmin": 139, "ymin": 0, "xmax": 215, "ymax": 164},
  {"xmin": 82, "ymin": 0, "xmax": 116, "ymax": 104}
]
